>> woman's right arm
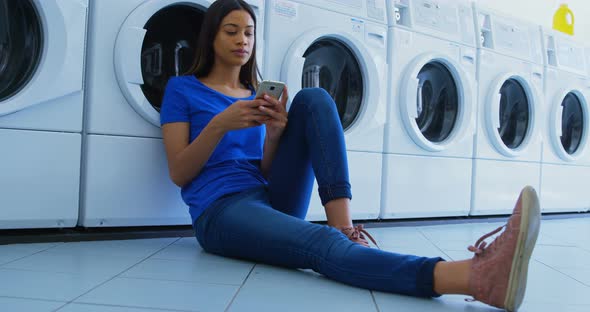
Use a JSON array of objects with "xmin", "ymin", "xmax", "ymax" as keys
[
  {"xmin": 162, "ymin": 99, "xmax": 271, "ymax": 188},
  {"xmin": 162, "ymin": 120, "xmax": 226, "ymax": 188}
]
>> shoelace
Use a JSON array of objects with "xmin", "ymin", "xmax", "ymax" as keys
[
  {"xmin": 467, "ymin": 225, "xmax": 506, "ymax": 255},
  {"xmin": 464, "ymin": 224, "xmax": 506, "ymax": 303},
  {"xmin": 341, "ymin": 225, "xmax": 380, "ymax": 249}
]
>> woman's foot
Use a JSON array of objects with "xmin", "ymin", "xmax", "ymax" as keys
[
  {"xmin": 340, "ymin": 225, "xmax": 379, "ymax": 248},
  {"xmin": 467, "ymin": 186, "xmax": 541, "ymax": 311}
]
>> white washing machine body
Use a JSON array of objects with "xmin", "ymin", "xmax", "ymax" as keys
[
  {"xmin": 0, "ymin": 0, "xmax": 88, "ymax": 229},
  {"xmin": 540, "ymin": 29, "xmax": 590, "ymax": 213},
  {"xmin": 587, "ymin": 45, "xmax": 590, "ymax": 213},
  {"xmin": 263, "ymin": 0, "xmax": 388, "ymax": 221},
  {"xmin": 381, "ymin": 0, "xmax": 477, "ymax": 219},
  {"xmin": 470, "ymin": 5, "xmax": 544, "ymax": 216},
  {"xmin": 82, "ymin": 0, "xmax": 264, "ymax": 227}
]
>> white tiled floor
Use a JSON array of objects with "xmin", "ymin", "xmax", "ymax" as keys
[{"xmin": 0, "ymin": 216, "xmax": 588, "ymax": 312}]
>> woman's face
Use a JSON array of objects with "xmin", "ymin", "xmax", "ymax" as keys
[{"xmin": 213, "ymin": 9, "xmax": 255, "ymax": 67}]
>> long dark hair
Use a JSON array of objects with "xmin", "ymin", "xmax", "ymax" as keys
[{"xmin": 185, "ymin": 0, "xmax": 260, "ymax": 88}]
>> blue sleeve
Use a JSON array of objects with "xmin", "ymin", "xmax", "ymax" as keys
[{"xmin": 160, "ymin": 77, "xmax": 190, "ymax": 125}]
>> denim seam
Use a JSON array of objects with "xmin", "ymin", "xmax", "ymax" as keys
[
  {"xmin": 308, "ymin": 103, "xmax": 331, "ymax": 182},
  {"xmin": 287, "ymin": 245, "xmax": 406, "ymax": 281},
  {"xmin": 308, "ymin": 102, "xmax": 337, "ymax": 203}
]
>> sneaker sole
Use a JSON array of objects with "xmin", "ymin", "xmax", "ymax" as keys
[{"xmin": 504, "ymin": 186, "xmax": 541, "ymax": 312}]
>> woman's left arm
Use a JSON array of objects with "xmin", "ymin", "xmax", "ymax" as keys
[{"xmin": 259, "ymin": 86, "xmax": 289, "ymax": 179}]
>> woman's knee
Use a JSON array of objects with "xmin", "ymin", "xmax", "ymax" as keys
[
  {"xmin": 294, "ymin": 87, "xmax": 330, "ymax": 101},
  {"xmin": 290, "ymin": 88, "xmax": 337, "ymax": 115}
]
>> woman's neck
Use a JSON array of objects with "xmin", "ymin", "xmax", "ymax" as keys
[{"xmin": 202, "ymin": 61, "xmax": 243, "ymax": 89}]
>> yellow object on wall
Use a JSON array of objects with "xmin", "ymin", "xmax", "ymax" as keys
[{"xmin": 553, "ymin": 3, "xmax": 575, "ymax": 35}]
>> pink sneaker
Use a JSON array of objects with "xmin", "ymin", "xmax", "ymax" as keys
[
  {"xmin": 340, "ymin": 224, "xmax": 379, "ymax": 249},
  {"xmin": 466, "ymin": 186, "xmax": 541, "ymax": 311}
]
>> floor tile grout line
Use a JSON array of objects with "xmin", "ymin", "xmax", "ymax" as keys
[
  {"xmin": 0, "ymin": 243, "xmax": 64, "ymax": 267},
  {"xmin": 52, "ymin": 302, "xmax": 70, "ymax": 312},
  {"xmin": 0, "ymin": 239, "xmax": 184, "ymax": 276},
  {"xmin": 537, "ymin": 243, "xmax": 580, "ymax": 247},
  {"xmin": 416, "ymin": 229, "xmax": 456, "ymax": 261},
  {"xmin": 0, "ymin": 294, "xmax": 66, "ymax": 304},
  {"xmin": 112, "ymin": 275, "xmax": 246, "ymax": 287},
  {"xmin": 53, "ymin": 301, "xmax": 194, "ymax": 312},
  {"xmin": 535, "ymin": 244, "xmax": 590, "ymax": 252},
  {"xmin": 0, "ymin": 266, "xmax": 108, "ymax": 276},
  {"xmin": 0, "ymin": 295, "xmax": 69, "ymax": 312},
  {"xmin": 369, "ymin": 290, "xmax": 381, "ymax": 312},
  {"xmin": 148, "ymin": 255, "xmax": 248, "ymax": 263},
  {"xmin": 2, "ymin": 237, "xmax": 251, "ymax": 308},
  {"xmin": 1, "ymin": 238, "xmax": 186, "ymax": 267},
  {"xmin": 56, "ymin": 237, "xmax": 182, "ymax": 307},
  {"xmin": 0, "ymin": 255, "xmax": 190, "ymax": 276},
  {"xmin": 538, "ymin": 231, "xmax": 579, "ymax": 246},
  {"xmin": 224, "ymin": 263, "xmax": 258, "ymax": 312},
  {"xmin": 378, "ymin": 228, "xmax": 458, "ymax": 309},
  {"xmin": 534, "ymin": 259, "xmax": 590, "ymax": 288}
]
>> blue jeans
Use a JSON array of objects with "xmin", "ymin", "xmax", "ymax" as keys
[{"xmin": 194, "ymin": 88, "xmax": 444, "ymax": 297}]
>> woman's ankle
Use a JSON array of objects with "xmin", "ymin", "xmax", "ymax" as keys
[
  {"xmin": 324, "ymin": 198, "xmax": 353, "ymax": 229},
  {"xmin": 433, "ymin": 259, "xmax": 473, "ymax": 296}
]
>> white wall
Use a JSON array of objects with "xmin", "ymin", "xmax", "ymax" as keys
[{"xmin": 474, "ymin": 0, "xmax": 590, "ymax": 45}]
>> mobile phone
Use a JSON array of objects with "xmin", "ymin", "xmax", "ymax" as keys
[{"xmin": 255, "ymin": 80, "xmax": 285, "ymax": 100}]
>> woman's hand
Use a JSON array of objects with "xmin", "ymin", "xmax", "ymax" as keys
[
  {"xmin": 211, "ymin": 99, "xmax": 272, "ymax": 133},
  {"xmin": 258, "ymin": 86, "xmax": 289, "ymax": 141}
]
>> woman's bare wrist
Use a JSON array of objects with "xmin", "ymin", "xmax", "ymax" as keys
[{"xmin": 207, "ymin": 117, "xmax": 227, "ymax": 135}]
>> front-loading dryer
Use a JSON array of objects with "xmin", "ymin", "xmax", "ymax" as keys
[
  {"xmin": 381, "ymin": 0, "xmax": 477, "ymax": 219},
  {"xmin": 0, "ymin": 0, "xmax": 88, "ymax": 229},
  {"xmin": 470, "ymin": 5, "xmax": 544, "ymax": 215},
  {"xmin": 540, "ymin": 29, "xmax": 590, "ymax": 213},
  {"xmin": 81, "ymin": 0, "xmax": 264, "ymax": 227},
  {"xmin": 263, "ymin": 0, "xmax": 388, "ymax": 221}
]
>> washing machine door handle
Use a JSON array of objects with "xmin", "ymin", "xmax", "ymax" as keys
[
  {"xmin": 556, "ymin": 104, "xmax": 564, "ymax": 137},
  {"xmin": 416, "ymin": 79, "xmax": 424, "ymax": 118},
  {"xmin": 492, "ymin": 91, "xmax": 502, "ymax": 129},
  {"xmin": 174, "ymin": 40, "xmax": 190, "ymax": 76},
  {"xmin": 407, "ymin": 77, "xmax": 420, "ymax": 119}
]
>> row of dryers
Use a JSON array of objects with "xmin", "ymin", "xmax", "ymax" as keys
[{"xmin": 0, "ymin": 0, "xmax": 589, "ymax": 230}]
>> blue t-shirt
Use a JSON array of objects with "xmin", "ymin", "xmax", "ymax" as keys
[{"xmin": 160, "ymin": 75, "xmax": 267, "ymax": 224}]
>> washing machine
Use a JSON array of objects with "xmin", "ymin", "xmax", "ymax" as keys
[
  {"xmin": 380, "ymin": 0, "xmax": 477, "ymax": 219},
  {"xmin": 540, "ymin": 29, "xmax": 590, "ymax": 213},
  {"xmin": 0, "ymin": 0, "xmax": 87, "ymax": 229},
  {"xmin": 81, "ymin": 0, "xmax": 264, "ymax": 227},
  {"xmin": 470, "ymin": 5, "xmax": 544, "ymax": 216},
  {"xmin": 263, "ymin": 0, "xmax": 388, "ymax": 221}
]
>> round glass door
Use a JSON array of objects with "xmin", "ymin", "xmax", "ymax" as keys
[
  {"xmin": 415, "ymin": 62, "xmax": 458, "ymax": 143},
  {"xmin": 140, "ymin": 5, "xmax": 203, "ymax": 112},
  {"xmin": 559, "ymin": 92, "xmax": 584, "ymax": 155},
  {"xmin": 0, "ymin": 0, "xmax": 42, "ymax": 102},
  {"xmin": 301, "ymin": 39, "xmax": 363, "ymax": 131},
  {"xmin": 498, "ymin": 79, "xmax": 530, "ymax": 149}
]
